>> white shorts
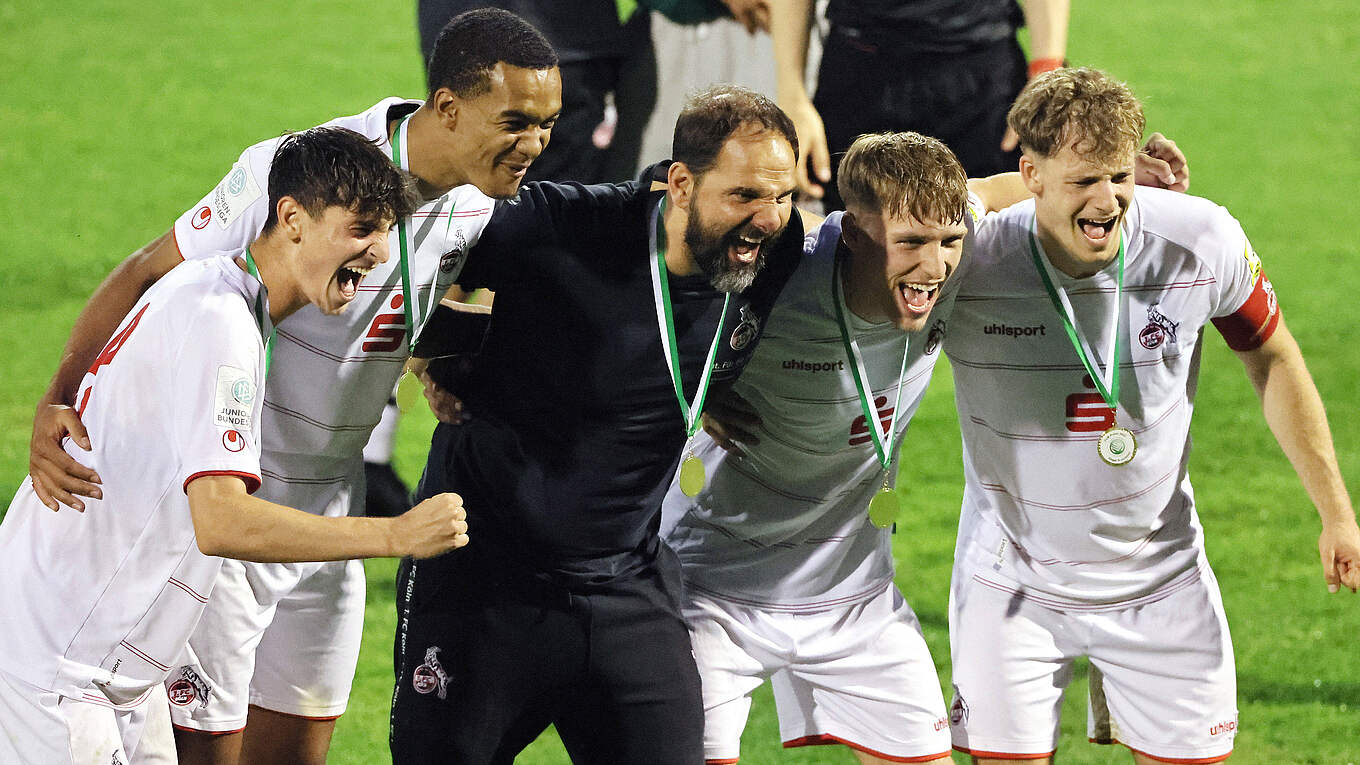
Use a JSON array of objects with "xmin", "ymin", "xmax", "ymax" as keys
[
  {"xmin": 166, "ymin": 556, "xmax": 366, "ymax": 731},
  {"xmin": 948, "ymin": 565, "xmax": 1237, "ymax": 762},
  {"xmin": 0, "ymin": 670, "xmax": 176, "ymax": 765},
  {"xmin": 686, "ymin": 585, "xmax": 951, "ymax": 764}
]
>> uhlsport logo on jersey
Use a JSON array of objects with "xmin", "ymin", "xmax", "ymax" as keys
[
  {"xmin": 166, "ymin": 665, "xmax": 212, "ymax": 710},
  {"xmin": 214, "ymin": 366, "xmax": 255, "ymax": 432},
  {"xmin": 412, "ymin": 645, "xmax": 450, "ymax": 699},
  {"xmin": 729, "ymin": 305, "xmax": 760, "ymax": 351},
  {"xmin": 191, "ymin": 206, "xmax": 212, "ymax": 230},
  {"xmin": 1138, "ymin": 303, "xmax": 1180, "ymax": 350},
  {"xmin": 984, "ymin": 322, "xmax": 1046, "ymax": 338},
  {"xmin": 211, "ymin": 161, "xmax": 262, "ymax": 230}
]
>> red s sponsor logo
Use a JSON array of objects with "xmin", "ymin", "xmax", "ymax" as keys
[
  {"xmin": 363, "ymin": 294, "xmax": 408, "ymax": 353},
  {"xmin": 191, "ymin": 206, "xmax": 212, "ymax": 230},
  {"xmin": 222, "ymin": 430, "xmax": 245, "ymax": 452},
  {"xmin": 1065, "ymin": 374, "xmax": 1115, "ymax": 432},
  {"xmin": 849, "ymin": 395, "xmax": 894, "ymax": 446}
]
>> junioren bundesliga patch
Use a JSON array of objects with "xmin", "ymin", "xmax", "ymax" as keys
[{"xmin": 214, "ymin": 365, "xmax": 255, "ymax": 431}]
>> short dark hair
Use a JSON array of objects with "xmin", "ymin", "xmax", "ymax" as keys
[
  {"xmin": 426, "ymin": 8, "xmax": 558, "ymax": 98},
  {"xmin": 262, "ymin": 127, "xmax": 420, "ymax": 233},
  {"xmin": 672, "ymin": 85, "xmax": 799, "ymax": 178}
]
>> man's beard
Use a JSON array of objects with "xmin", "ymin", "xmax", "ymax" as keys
[{"xmin": 684, "ymin": 206, "xmax": 778, "ymax": 293}]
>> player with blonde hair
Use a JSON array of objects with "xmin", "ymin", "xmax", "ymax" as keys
[{"xmin": 944, "ymin": 67, "xmax": 1360, "ymax": 763}]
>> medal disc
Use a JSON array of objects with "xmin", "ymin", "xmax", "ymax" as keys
[
  {"xmin": 679, "ymin": 455, "xmax": 706, "ymax": 497},
  {"xmin": 396, "ymin": 370, "xmax": 423, "ymax": 414},
  {"xmin": 868, "ymin": 487, "xmax": 900, "ymax": 529},
  {"xmin": 1097, "ymin": 426, "xmax": 1137, "ymax": 466}
]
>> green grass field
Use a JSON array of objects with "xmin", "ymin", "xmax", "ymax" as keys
[{"xmin": 2, "ymin": 1, "xmax": 1358, "ymax": 762}]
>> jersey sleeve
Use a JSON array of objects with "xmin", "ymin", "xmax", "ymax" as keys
[
  {"xmin": 457, "ymin": 181, "xmax": 637, "ymax": 290},
  {"xmin": 172, "ymin": 138, "xmax": 278, "ymax": 262},
  {"xmin": 169, "ymin": 294, "xmax": 266, "ymax": 493},
  {"xmin": 1207, "ymin": 216, "xmax": 1281, "ymax": 351}
]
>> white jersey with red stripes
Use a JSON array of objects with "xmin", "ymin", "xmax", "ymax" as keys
[
  {"xmin": 945, "ymin": 187, "xmax": 1280, "ymax": 605},
  {"xmin": 661, "ymin": 199, "xmax": 986, "ymax": 612},
  {"xmin": 0, "ymin": 256, "xmax": 266, "ymax": 702},
  {"xmin": 172, "ymin": 98, "xmax": 493, "ymax": 520}
]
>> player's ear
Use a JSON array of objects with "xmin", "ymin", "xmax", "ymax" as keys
[
  {"xmin": 431, "ymin": 88, "xmax": 459, "ymax": 132},
  {"xmin": 667, "ymin": 162, "xmax": 696, "ymax": 212},
  {"xmin": 841, "ymin": 211, "xmax": 863, "ymax": 248},
  {"xmin": 1019, "ymin": 153, "xmax": 1043, "ymax": 196},
  {"xmin": 276, "ymin": 196, "xmax": 305, "ymax": 243}
]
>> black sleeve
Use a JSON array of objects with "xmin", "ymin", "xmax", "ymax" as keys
[{"xmin": 457, "ymin": 180, "xmax": 643, "ymax": 291}]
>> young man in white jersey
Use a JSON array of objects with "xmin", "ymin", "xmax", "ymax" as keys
[
  {"xmin": 943, "ymin": 68, "xmax": 1360, "ymax": 763},
  {"xmin": 0, "ymin": 127, "xmax": 472, "ymax": 765},
  {"xmin": 660, "ymin": 131, "xmax": 1185, "ymax": 765},
  {"xmin": 23, "ymin": 10, "xmax": 562, "ymax": 765}
]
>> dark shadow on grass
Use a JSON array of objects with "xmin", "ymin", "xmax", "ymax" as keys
[{"xmin": 1238, "ymin": 674, "xmax": 1360, "ymax": 706}]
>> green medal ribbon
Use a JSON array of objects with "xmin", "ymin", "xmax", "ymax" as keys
[
  {"xmin": 1026, "ymin": 222, "xmax": 1125, "ymax": 412},
  {"xmin": 389, "ymin": 114, "xmax": 443, "ymax": 357},
  {"xmin": 243, "ymin": 248, "xmax": 274, "ymax": 379},
  {"xmin": 390, "ymin": 113, "xmax": 449, "ymax": 412},
  {"xmin": 830, "ymin": 244, "xmax": 909, "ymax": 528},
  {"xmin": 649, "ymin": 197, "xmax": 730, "ymax": 496}
]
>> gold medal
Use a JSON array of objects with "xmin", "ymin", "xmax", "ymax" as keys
[
  {"xmin": 396, "ymin": 370, "xmax": 423, "ymax": 414},
  {"xmin": 1097, "ymin": 426, "xmax": 1137, "ymax": 466},
  {"xmin": 679, "ymin": 453, "xmax": 706, "ymax": 497},
  {"xmin": 868, "ymin": 485, "xmax": 900, "ymax": 529}
]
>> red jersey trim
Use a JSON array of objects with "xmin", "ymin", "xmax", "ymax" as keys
[
  {"xmin": 170, "ymin": 227, "xmax": 186, "ymax": 262},
  {"xmin": 705, "ymin": 759, "xmax": 740, "ymax": 764},
  {"xmin": 785, "ymin": 734, "xmax": 949, "ymax": 762},
  {"xmin": 184, "ymin": 470, "xmax": 261, "ymax": 495},
  {"xmin": 1211, "ymin": 271, "xmax": 1280, "ymax": 351},
  {"xmin": 1090, "ymin": 738, "xmax": 1232, "ymax": 764},
  {"xmin": 952, "ymin": 745, "xmax": 1054, "ymax": 760}
]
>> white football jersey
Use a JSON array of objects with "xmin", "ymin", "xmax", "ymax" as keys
[
  {"xmin": 0, "ymin": 257, "xmax": 266, "ymax": 701},
  {"xmin": 945, "ymin": 187, "xmax": 1280, "ymax": 605},
  {"xmin": 662, "ymin": 201, "xmax": 986, "ymax": 611},
  {"xmin": 172, "ymin": 98, "xmax": 494, "ymax": 518}
]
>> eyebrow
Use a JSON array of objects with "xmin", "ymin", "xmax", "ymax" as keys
[{"xmin": 498, "ymin": 109, "xmax": 557, "ymax": 123}]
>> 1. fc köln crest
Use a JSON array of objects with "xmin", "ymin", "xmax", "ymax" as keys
[{"xmin": 1138, "ymin": 303, "xmax": 1180, "ymax": 350}]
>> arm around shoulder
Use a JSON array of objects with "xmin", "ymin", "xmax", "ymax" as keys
[{"xmin": 29, "ymin": 229, "xmax": 183, "ymax": 511}]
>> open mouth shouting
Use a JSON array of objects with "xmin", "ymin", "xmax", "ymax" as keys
[
  {"xmin": 1078, "ymin": 214, "xmax": 1119, "ymax": 248},
  {"xmin": 730, "ymin": 233, "xmax": 764, "ymax": 266},
  {"xmin": 898, "ymin": 279, "xmax": 943, "ymax": 318},
  {"xmin": 336, "ymin": 262, "xmax": 375, "ymax": 303}
]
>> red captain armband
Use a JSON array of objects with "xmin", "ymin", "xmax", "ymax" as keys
[{"xmin": 1211, "ymin": 270, "xmax": 1281, "ymax": 351}]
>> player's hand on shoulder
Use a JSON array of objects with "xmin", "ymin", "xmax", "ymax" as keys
[
  {"xmin": 29, "ymin": 402, "xmax": 102, "ymax": 512},
  {"xmin": 1319, "ymin": 515, "xmax": 1360, "ymax": 594},
  {"xmin": 396, "ymin": 492, "xmax": 469, "ymax": 559},
  {"xmin": 702, "ymin": 390, "xmax": 762, "ymax": 452},
  {"xmin": 1136, "ymin": 132, "xmax": 1190, "ymax": 192}
]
